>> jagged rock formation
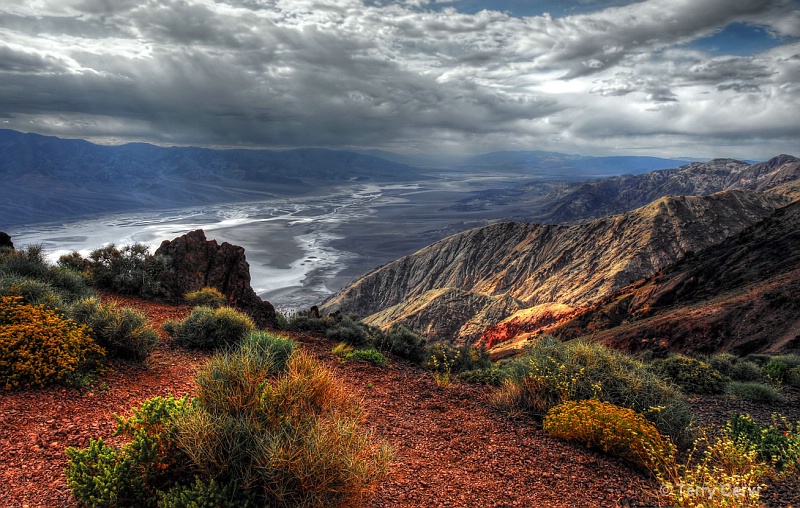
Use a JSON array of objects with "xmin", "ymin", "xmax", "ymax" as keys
[
  {"xmin": 499, "ymin": 200, "xmax": 800, "ymax": 356},
  {"xmin": 155, "ymin": 229, "xmax": 277, "ymax": 328},
  {"xmin": 0, "ymin": 232, "xmax": 12, "ymax": 250},
  {"xmin": 540, "ymin": 155, "xmax": 800, "ymax": 223},
  {"xmin": 322, "ymin": 190, "xmax": 788, "ymax": 343}
]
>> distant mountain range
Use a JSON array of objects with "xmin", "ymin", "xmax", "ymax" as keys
[
  {"xmin": 357, "ymin": 148, "xmax": 697, "ymax": 179},
  {"xmin": 445, "ymin": 155, "xmax": 800, "ymax": 222},
  {"xmin": 0, "ymin": 130, "xmax": 419, "ymax": 226},
  {"xmin": 322, "ymin": 155, "xmax": 800, "ymax": 354}
]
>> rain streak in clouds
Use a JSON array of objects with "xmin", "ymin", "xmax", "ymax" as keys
[{"xmin": 0, "ymin": 0, "xmax": 798, "ymax": 158}]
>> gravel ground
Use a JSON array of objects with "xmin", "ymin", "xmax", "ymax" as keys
[{"xmin": 2, "ymin": 295, "xmax": 798, "ymax": 507}]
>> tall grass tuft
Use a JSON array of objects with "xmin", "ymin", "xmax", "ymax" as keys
[{"xmin": 177, "ymin": 343, "xmax": 392, "ymax": 507}]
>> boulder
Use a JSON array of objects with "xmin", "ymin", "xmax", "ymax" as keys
[
  {"xmin": 0, "ymin": 232, "xmax": 13, "ymax": 250},
  {"xmin": 155, "ymin": 229, "xmax": 277, "ymax": 328}
]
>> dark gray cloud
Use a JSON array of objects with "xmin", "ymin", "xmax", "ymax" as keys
[{"xmin": 0, "ymin": 0, "xmax": 798, "ymax": 158}]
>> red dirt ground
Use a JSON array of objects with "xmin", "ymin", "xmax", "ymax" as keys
[{"xmin": 1, "ymin": 294, "xmax": 796, "ymax": 507}]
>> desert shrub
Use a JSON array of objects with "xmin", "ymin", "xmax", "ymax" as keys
[
  {"xmin": 744, "ymin": 353, "xmax": 774, "ymax": 366},
  {"xmin": 165, "ymin": 306, "xmax": 254, "ymax": 350},
  {"xmin": 283, "ymin": 310, "xmax": 330, "ymax": 333},
  {"xmin": 726, "ymin": 381, "xmax": 785, "ymax": 404},
  {"xmin": 491, "ymin": 337, "xmax": 692, "ymax": 443},
  {"xmin": 58, "ymin": 251, "xmax": 90, "ymax": 272},
  {"xmin": 763, "ymin": 360, "xmax": 789, "ymax": 387},
  {"xmin": 324, "ymin": 314, "xmax": 372, "ymax": 346},
  {"xmin": 456, "ymin": 367, "xmax": 508, "ymax": 386},
  {"xmin": 0, "ymin": 274, "xmax": 65, "ymax": 308},
  {"xmin": 728, "ymin": 414, "xmax": 800, "ymax": 479},
  {"xmin": 788, "ymin": 366, "xmax": 800, "ymax": 388},
  {"xmin": 0, "ymin": 245, "xmax": 94, "ymax": 307},
  {"xmin": 345, "ymin": 349, "xmax": 388, "ymax": 366},
  {"xmin": 86, "ymin": 243, "xmax": 170, "ymax": 298},
  {"xmin": 660, "ymin": 425, "xmax": 770, "ymax": 507},
  {"xmin": 425, "ymin": 341, "xmax": 491, "ymax": 374},
  {"xmin": 0, "ymin": 296, "xmax": 104, "ymax": 390},
  {"xmin": 374, "ymin": 325, "xmax": 426, "ymax": 363},
  {"xmin": 184, "ymin": 287, "xmax": 226, "ymax": 309},
  {"xmin": 730, "ymin": 360, "xmax": 766, "ymax": 382},
  {"xmin": 708, "ymin": 353, "xmax": 736, "ymax": 377},
  {"xmin": 65, "ymin": 395, "xmax": 192, "ymax": 507},
  {"xmin": 650, "ymin": 354, "xmax": 727, "ymax": 394},
  {"xmin": 157, "ymin": 478, "xmax": 258, "ymax": 508},
  {"xmin": 69, "ymin": 297, "xmax": 159, "ymax": 362},
  {"xmin": 176, "ymin": 347, "xmax": 392, "ymax": 506},
  {"xmin": 0, "ymin": 244, "xmax": 49, "ymax": 278},
  {"xmin": 544, "ymin": 400, "xmax": 676, "ymax": 474}
]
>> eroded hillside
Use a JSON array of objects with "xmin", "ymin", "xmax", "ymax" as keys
[{"xmin": 322, "ymin": 190, "xmax": 788, "ymax": 343}]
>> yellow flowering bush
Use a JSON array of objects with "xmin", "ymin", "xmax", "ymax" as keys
[
  {"xmin": 0, "ymin": 296, "xmax": 104, "ymax": 390},
  {"xmin": 659, "ymin": 428, "xmax": 770, "ymax": 508},
  {"xmin": 544, "ymin": 399, "xmax": 676, "ymax": 474}
]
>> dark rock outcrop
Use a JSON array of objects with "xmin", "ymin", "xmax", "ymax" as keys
[
  {"xmin": 156, "ymin": 229, "xmax": 277, "ymax": 329},
  {"xmin": 0, "ymin": 232, "xmax": 12, "ymax": 249}
]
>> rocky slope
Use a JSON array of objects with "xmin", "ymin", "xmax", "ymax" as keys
[
  {"xmin": 540, "ymin": 155, "xmax": 800, "ymax": 223},
  {"xmin": 322, "ymin": 190, "xmax": 788, "ymax": 343},
  {"xmin": 490, "ymin": 200, "xmax": 800, "ymax": 356}
]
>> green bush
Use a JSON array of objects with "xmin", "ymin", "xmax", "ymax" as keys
[
  {"xmin": 726, "ymin": 381, "xmax": 785, "ymax": 404},
  {"xmin": 177, "ymin": 347, "xmax": 392, "ymax": 506},
  {"xmin": 184, "ymin": 287, "xmax": 226, "ymax": 309},
  {"xmin": 0, "ymin": 244, "xmax": 49, "ymax": 279},
  {"xmin": 86, "ymin": 243, "xmax": 170, "ymax": 298},
  {"xmin": 164, "ymin": 306, "xmax": 254, "ymax": 350},
  {"xmin": 425, "ymin": 341, "xmax": 491, "ymax": 375},
  {"xmin": 58, "ymin": 251, "xmax": 90, "ymax": 273},
  {"xmin": 650, "ymin": 354, "xmax": 727, "ymax": 394},
  {"xmin": 374, "ymin": 325, "xmax": 426, "ymax": 363},
  {"xmin": 788, "ymin": 366, "xmax": 800, "ymax": 388},
  {"xmin": 0, "ymin": 245, "xmax": 94, "ymax": 307},
  {"xmin": 65, "ymin": 395, "xmax": 192, "ymax": 507},
  {"xmin": 708, "ymin": 353, "xmax": 736, "ymax": 377},
  {"xmin": 728, "ymin": 414, "xmax": 800, "ymax": 476},
  {"xmin": 70, "ymin": 297, "xmax": 159, "ymax": 362},
  {"xmin": 763, "ymin": 360, "xmax": 789, "ymax": 387},
  {"xmin": 0, "ymin": 274, "xmax": 65, "ymax": 309},
  {"xmin": 456, "ymin": 367, "xmax": 508, "ymax": 386},
  {"xmin": 345, "ymin": 349, "xmax": 388, "ymax": 366},
  {"xmin": 157, "ymin": 478, "xmax": 258, "ymax": 508},
  {"xmin": 324, "ymin": 314, "xmax": 372, "ymax": 346},
  {"xmin": 730, "ymin": 360, "xmax": 766, "ymax": 382},
  {"xmin": 491, "ymin": 337, "xmax": 692, "ymax": 444},
  {"xmin": 283, "ymin": 310, "xmax": 329, "ymax": 333}
]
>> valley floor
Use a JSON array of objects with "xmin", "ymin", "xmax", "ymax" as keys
[{"xmin": 2, "ymin": 295, "xmax": 798, "ymax": 507}]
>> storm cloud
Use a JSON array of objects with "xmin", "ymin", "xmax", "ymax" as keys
[{"xmin": 0, "ymin": 0, "xmax": 798, "ymax": 158}]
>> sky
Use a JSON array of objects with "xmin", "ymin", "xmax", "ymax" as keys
[{"xmin": 0, "ymin": 0, "xmax": 798, "ymax": 159}]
